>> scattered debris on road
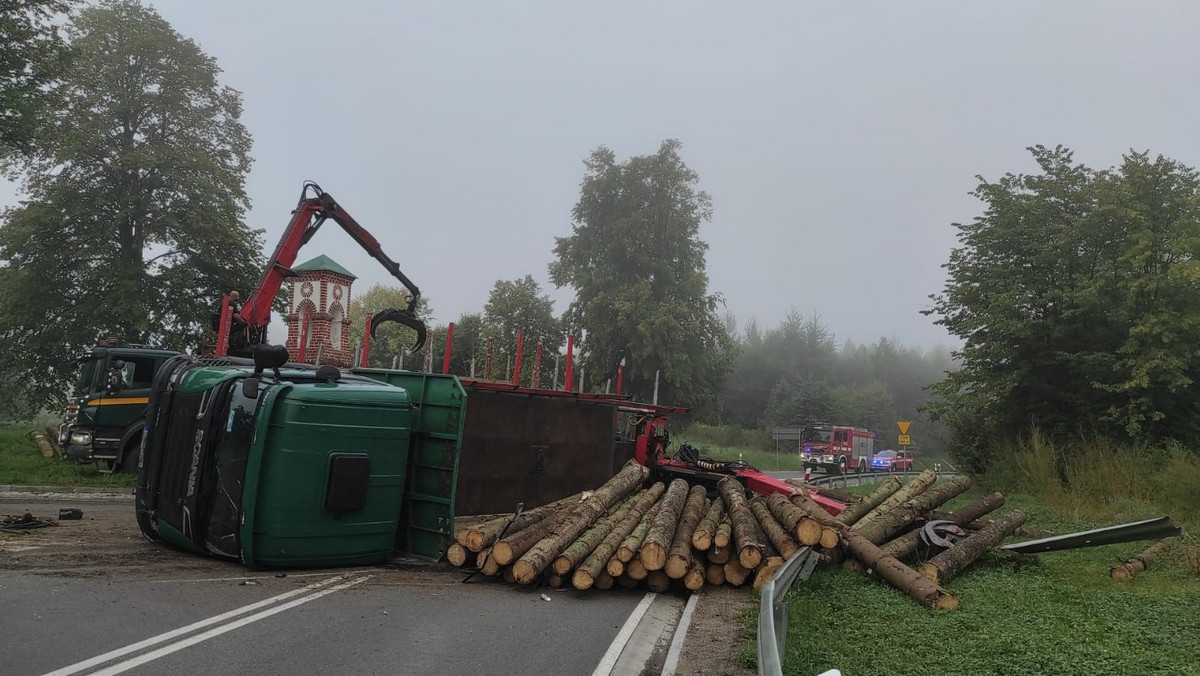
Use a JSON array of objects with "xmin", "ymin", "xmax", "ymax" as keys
[{"xmin": 1, "ymin": 512, "xmax": 58, "ymax": 533}]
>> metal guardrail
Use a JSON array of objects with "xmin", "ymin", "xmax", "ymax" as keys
[{"xmin": 756, "ymin": 470, "xmax": 930, "ymax": 676}]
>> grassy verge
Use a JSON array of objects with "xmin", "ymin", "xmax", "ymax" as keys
[
  {"xmin": 750, "ymin": 483, "xmax": 1199, "ymax": 676},
  {"xmin": 674, "ymin": 437, "xmax": 805, "ymax": 472},
  {"xmin": 0, "ymin": 423, "xmax": 135, "ymax": 488}
]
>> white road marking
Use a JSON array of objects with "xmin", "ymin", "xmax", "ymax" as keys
[
  {"xmin": 83, "ymin": 576, "xmax": 370, "ymax": 676},
  {"xmin": 660, "ymin": 591, "xmax": 701, "ymax": 676},
  {"xmin": 591, "ymin": 592, "xmax": 658, "ymax": 676},
  {"xmin": 41, "ymin": 575, "xmax": 347, "ymax": 676},
  {"xmin": 142, "ymin": 571, "xmax": 338, "ymax": 584}
]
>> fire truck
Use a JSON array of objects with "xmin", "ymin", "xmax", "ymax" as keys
[{"xmin": 800, "ymin": 423, "xmax": 875, "ymax": 474}]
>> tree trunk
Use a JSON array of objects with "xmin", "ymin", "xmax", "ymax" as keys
[
  {"xmin": 477, "ymin": 547, "xmax": 501, "ymax": 576},
  {"xmin": 513, "ymin": 461, "xmax": 649, "ymax": 584},
  {"xmin": 684, "ymin": 555, "xmax": 706, "ymax": 591},
  {"xmin": 714, "ymin": 516, "xmax": 732, "ymax": 549},
  {"xmin": 918, "ymin": 510, "xmax": 1026, "ymax": 585},
  {"xmin": 750, "ymin": 496, "xmax": 799, "ymax": 560},
  {"xmin": 493, "ymin": 504, "xmax": 573, "ymax": 565},
  {"xmin": 639, "ymin": 478, "xmax": 691, "ymax": 571},
  {"xmin": 617, "ymin": 501, "xmax": 665, "ymax": 563},
  {"xmin": 553, "ymin": 496, "xmax": 635, "ymax": 575},
  {"xmin": 835, "ymin": 475, "xmax": 903, "ymax": 525},
  {"xmin": 718, "ymin": 476, "xmax": 764, "ymax": 569},
  {"xmin": 573, "ymin": 483, "xmax": 666, "ymax": 590},
  {"xmin": 666, "ymin": 486, "xmax": 710, "ymax": 578},
  {"xmin": 1110, "ymin": 537, "xmax": 1179, "ymax": 581},
  {"xmin": 792, "ymin": 492, "xmax": 958, "ymax": 610},
  {"xmin": 766, "ymin": 493, "xmax": 819, "ymax": 546},
  {"xmin": 753, "ymin": 556, "xmax": 785, "ymax": 591},
  {"xmin": 547, "ymin": 573, "xmax": 564, "ymax": 588},
  {"xmin": 956, "ymin": 517, "xmax": 1052, "ymax": 539},
  {"xmin": 818, "ymin": 527, "xmax": 840, "ymax": 550},
  {"xmin": 723, "ymin": 558, "xmax": 750, "ymax": 587},
  {"xmin": 706, "ymin": 562, "xmax": 726, "ymax": 586},
  {"xmin": 788, "ymin": 495, "xmax": 836, "ymax": 546},
  {"xmin": 691, "ymin": 496, "xmax": 726, "ymax": 551},
  {"xmin": 784, "ymin": 479, "xmax": 860, "ymax": 504},
  {"xmin": 461, "ymin": 491, "xmax": 586, "ymax": 551},
  {"xmin": 854, "ymin": 475, "xmax": 972, "ymax": 545},
  {"xmin": 852, "ymin": 469, "xmax": 937, "ymax": 533},
  {"xmin": 446, "ymin": 542, "xmax": 471, "ymax": 567},
  {"xmin": 881, "ymin": 492, "xmax": 1006, "ymax": 560}
]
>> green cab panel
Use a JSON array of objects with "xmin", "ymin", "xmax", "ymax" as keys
[{"xmin": 242, "ymin": 380, "xmax": 413, "ymax": 568}]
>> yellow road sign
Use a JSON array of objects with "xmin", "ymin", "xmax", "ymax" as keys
[
  {"xmin": 898, "ymin": 434, "xmax": 911, "ymax": 445},
  {"xmin": 897, "ymin": 421, "xmax": 911, "ymax": 435}
]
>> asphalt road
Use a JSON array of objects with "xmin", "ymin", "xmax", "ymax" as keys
[{"xmin": 0, "ymin": 500, "xmax": 650, "ymax": 676}]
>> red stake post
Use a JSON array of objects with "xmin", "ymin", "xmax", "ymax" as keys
[
  {"xmin": 616, "ymin": 358, "xmax": 625, "ymax": 395},
  {"xmin": 563, "ymin": 335, "xmax": 574, "ymax": 392},
  {"xmin": 442, "ymin": 322, "xmax": 454, "ymax": 374},
  {"xmin": 486, "ymin": 337, "xmax": 494, "ymax": 380},
  {"xmin": 360, "ymin": 315, "xmax": 372, "ymax": 367},
  {"xmin": 215, "ymin": 294, "xmax": 232, "ymax": 357},
  {"xmin": 532, "ymin": 340, "xmax": 543, "ymax": 389},
  {"xmin": 512, "ymin": 330, "xmax": 524, "ymax": 386}
]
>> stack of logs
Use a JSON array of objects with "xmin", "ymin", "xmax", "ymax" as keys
[{"xmin": 447, "ymin": 460, "xmax": 1032, "ymax": 610}]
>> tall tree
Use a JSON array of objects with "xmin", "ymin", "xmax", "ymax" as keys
[
  {"xmin": 926, "ymin": 146, "xmax": 1200, "ymax": 468},
  {"xmin": 0, "ymin": 0, "xmax": 261, "ymax": 413},
  {"xmin": 549, "ymin": 140, "xmax": 736, "ymax": 413},
  {"xmin": 482, "ymin": 275, "xmax": 563, "ymax": 388},
  {"xmin": 0, "ymin": 0, "xmax": 73, "ymax": 155}
]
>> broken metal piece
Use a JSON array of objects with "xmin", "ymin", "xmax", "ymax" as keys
[
  {"xmin": 999, "ymin": 516, "xmax": 1182, "ymax": 554},
  {"xmin": 921, "ymin": 519, "xmax": 968, "ymax": 550}
]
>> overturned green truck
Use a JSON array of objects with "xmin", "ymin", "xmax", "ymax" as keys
[{"xmin": 136, "ymin": 348, "xmax": 648, "ymax": 568}]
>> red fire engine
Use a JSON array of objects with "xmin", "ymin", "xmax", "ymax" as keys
[{"xmin": 801, "ymin": 424, "xmax": 875, "ymax": 474}]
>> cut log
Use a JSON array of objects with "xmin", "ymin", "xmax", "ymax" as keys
[
  {"xmin": 638, "ymin": 478, "xmax": 690, "ymax": 572},
  {"xmin": 553, "ymin": 494, "xmax": 639, "ymax": 575},
  {"xmin": 692, "ymin": 496, "xmax": 726, "ymax": 551},
  {"xmin": 492, "ymin": 504, "xmax": 573, "ymax": 565},
  {"xmin": 723, "ymin": 558, "xmax": 751, "ymax": 587},
  {"xmin": 594, "ymin": 571, "xmax": 614, "ymax": 591},
  {"xmin": 605, "ymin": 556, "xmax": 625, "ymax": 579},
  {"xmin": 792, "ymin": 492, "xmax": 958, "ymax": 610},
  {"xmin": 881, "ymin": 492, "xmax": 1005, "ymax": 560},
  {"xmin": 714, "ymin": 516, "xmax": 732, "ymax": 549},
  {"xmin": 502, "ymin": 566, "xmax": 517, "ymax": 584},
  {"xmin": 788, "ymin": 496, "xmax": 835, "ymax": 546},
  {"xmin": 479, "ymin": 548, "xmax": 501, "ymax": 577},
  {"xmin": 547, "ymin": 573, "xmax": 564, "ymax": 588},
  {"xmin": 852, "ymin": 469, "xmax": 937, "ymax": 533},
  {"xmin": 854, "ymin": 475, "xmax": 972, "ymax": 545},
  {"xmin": 752, "ymin": 504, "xmax": 777, "ymax": 560},
  {"xmin": 706, "ymin": 562, "xmax": 726, "ymax": 586},
  {"xmin": 446, "ymin": 543, "xmax": 471, "ymax": 567},
  {"xmin": 684, "ymin": 556, "xmax": 706, "ymax": 591},
  {"xmin": 707, "ymin": 544, "xmax": 731, "ymax": 565},
  {"xmin": 513, "ymin": 461, "xmax": 649, "ymax": 584},
  {"xmin": 27, "ymin": 430, "xmax": 55, "ymax": 458},
  {"xmin": 784, "ymin": 479, "xmax": 860, "ymax": 504},
  {"xmin": 958, "ymin": 518, "xmax": 1052, "ymax": 539},
  {"xmin": 835, "ymin": 475, "xmax": 903, "ymax": 525},
  {"xmin": 627, "ymin": 557, "xmax": 649, "ymax": 581},
  {"xmin": 617, "ymin": 501, "xmax": 665, "ymax": 563},
  {"xmin": 666, "ymin": 486, "xmax": 710, "ymax": 578},
  {"xmin": 819, "ymin": 528, "xmax": 840, "ymax": 550},
  {"xmin": 1111, "ymin": 537, "xmax": 1179, "ymax": 581},
  {"xmin": 461, "ymin": 491, "xmax": 587, "ymax": 551},
  {"xmin": 753, "ymin": 556, "xmax": 785, "ymax": 591},
  {"xmin": 766, "ymin": 493, "xmax": 823, "ymax": 547},
  {"xmin": 647, "ymin": 570, "xmax": 671, "ymax": 593},
  {"xmin": 718, "ymin": 476, "xmax": 764, "ymax": 570},
  {"xmin": 573, "ymin": 484, "xmax": 667, "ymax": 590},
  {"xmin": 750, "ymin": 496, "xmax": 799, "ymax": 560},
  {"xmin": 918, "ymin": 510, "xmax": 1026, "ymax": 585}
]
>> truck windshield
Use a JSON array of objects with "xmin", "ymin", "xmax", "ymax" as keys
[
  {"xmin": 802, "ymin": 427, "xmax": 832, "ymax": 443},
  {"xmin": 74, "ymin": 357, "xmax": 102, "ymax": 395}
]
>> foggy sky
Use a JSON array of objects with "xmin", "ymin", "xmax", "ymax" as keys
[{"xmin": 5, "ymin": 1, "xmax": 1198, "ymax": 351}]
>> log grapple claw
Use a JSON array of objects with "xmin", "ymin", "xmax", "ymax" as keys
[{"xmin": 371, "ymin": 308, "xmax": 427, "ymax": 354}]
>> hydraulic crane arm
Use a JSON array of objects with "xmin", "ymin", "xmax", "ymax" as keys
[{"xmin": 222, "ymin": 181, "xmax": 426, "ymax": 358}]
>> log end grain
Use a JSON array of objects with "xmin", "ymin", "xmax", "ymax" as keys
[
  {"xmin": 819, "ymin": 528, "xmax": 840, "ymax": 550},
  {"xmin": 665, "ymin": 554, "xmax": 690, "ymax": 580},
  {"xmin": 595, "ymin": 571, "xmax": 615, "ymax": 591},
  {"xmin": 573, "ymin": 569, "xmax": 595, "ymax": 590},
  {"xmin": 446, "ymin": 543, "xmax": 469, "ymax": 567},
  {"xmin": 492, "ymin": 542, "xmax": 515, "ymax": 566},
  {"xmin": 607, "ymin": 557, "xmax": 626, "ymax": 578},
  {"xmin": 692, "ymin": 531, "xmax": 713, "ymax": 551},
  {"xmin": 1110, "ymin": 564, "xmax": 1134, "ymax": 581},
  {"xmin": 796, "ymin": 518, "xmax": 823, "ymax": 547},
  {"xmin": 738, "ymin": 546, "xmax": 763, "ymax": 570},
  {"xmin": 512, "ymin": 559, "xmax": 537, "ymax": 585},
  {"xmin": 552, "ymin": 555, "xmax": 572, "ymax": 576},
  {"xmin": 934, "ymin": 593, "xmax": 960, "ymax": 611},
  {"xmin": 916, "ymin": 561, "xmax": 940, "ymax": 584},
  {"xmin": 640, "ymin": 542, "xmax": 667, "ymax": 572}
]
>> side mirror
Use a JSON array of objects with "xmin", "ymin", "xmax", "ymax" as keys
[{"xmin": 105, "ymin": 360, "xmax": 126, "ymax": 395}]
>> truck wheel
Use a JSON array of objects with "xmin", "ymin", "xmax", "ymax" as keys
[
  {"xmin": 856, "ymin": 459, "xmax": 865, "ymax": 474},
  {"xmin": 120, "ymin": 435, "xmax": 142, "ymax": 475}
]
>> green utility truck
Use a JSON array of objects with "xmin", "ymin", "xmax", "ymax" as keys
[
  {"xmin": 136, "ymin": 348, "xmax": 465, "ymax": 567},
  {"xmin": 60, "ymin": 343, "xmax": 182, "ymax": 473}
]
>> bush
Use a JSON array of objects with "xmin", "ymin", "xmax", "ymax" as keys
[{"xmin": 674, "ymin": 422, "xmax": 772, "ymax": 452}]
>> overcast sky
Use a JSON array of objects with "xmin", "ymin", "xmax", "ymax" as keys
[{"xmin": 5, "ymin": 1, "xmax": 1198, "ymax": 350}]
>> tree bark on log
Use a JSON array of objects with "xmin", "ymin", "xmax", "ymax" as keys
[
  {"xmin": 788, "ymin": 495, "xmax": 836, "ymax": 546},
  {"xmin": 783, "ymin": 479, "xmax": 860, "ymax": 504},
  {"xmin": 835, "ymin": 475, "xmax": 903, "ymax": 525},
  {"xmin": 460, "ymin": 491, "xmax": 587, "ymax": 551},
  {"xmin": 639, "ymin": 478, "xmax": 691, "ymax": 571},
  {"xmin": 881, "ymin": 492, "xmax": 1005, "ymax": 560},
  {"xmin": 666, "ymin": 487, "xmax": 710, "ymax": 578},
  {"xmin": 573, "ymin": 483, "xmax": 666, "ymax": 590},
  {"xmin": 750, "ymin": 496, "xmax": 799, "ymax": 560},
  {"xmin": 918, "ymin": 510, "xmax": 1026, "ymax": 585},
  {"xmin": 493, "ymin": 505, "xmax": 574, "ymax": 565},
  {"xmin": 852, "ymin": 469, "xmax": 937, "ymax": 532},
  {"xmin": 692, "ymin": 496, "xmax": 726, "ymax": 551},
  {"xmin": 718, "ymin": 476, "xmax": 764, "ymax": 569},
  {"xmin": 553, "ymin": 495, "xmax": 636, "ymax": 575},
  {"xmin": 617, "ymin": 501, "xmax": 665, "ymax": 563},
  {"xmin": 792, "ymin": 492, "xmax": 959, "ymax": 610},
  {"xmin": 706, "ymin": 562, "xmax": 726, "ymax": 586},
  {"xmin": 854, "ymin": 475, "xmax": 972, "ymax": 545},
  {"xmin": 684, "ymin": 556, "xmax": 705, "ymax": 591},
  {"xmin": 478, "ymin": 547, "xmax": 501, "ymax": 576},
  {"xmin": 714, "ymin": 516, "xmax": 732, "ymax": 549},
  {"xmin": 1110, "ymin": 537, "xmax": 1179, "ymax": 581},
  {"xmin": 512, "ymin": 460, "xmax": 649, "ymax": 584},
  {"xmin": 766, "ymin": 493, "xmax": 817, "ymax": 546},
  {"xmin": 955, "ymin": 517, "xmax": 1052, "ymax": 539}
]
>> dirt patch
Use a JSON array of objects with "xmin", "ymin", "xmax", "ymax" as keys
[{"xmin": 672, "ymin": 585, "xmax": 757, "ymax": 676}]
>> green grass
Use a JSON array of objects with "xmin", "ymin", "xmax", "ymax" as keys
[
  {"xmin": 0, "ymin": 422, "xmax": 135, "ymax": 488},
  {"xmin": 675, "ymin": 438, "xmax": 805, "ymax": 472},
  {"xmin": 753, "ymin": 485, "xmax": 1200, "ymax": 676}
]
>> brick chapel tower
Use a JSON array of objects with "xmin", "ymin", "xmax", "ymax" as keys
[{"xmin": 285, "ymin": 255, "xmax": 356, "ymax": 367}]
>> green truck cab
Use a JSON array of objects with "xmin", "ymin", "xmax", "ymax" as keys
[
  {"xmin": 137, "ymin": 350, "xmax": 465, "ymax": 567},
  {"xmin": 60, "ymin": 345, "xmax": 182, "ymax": 473}
]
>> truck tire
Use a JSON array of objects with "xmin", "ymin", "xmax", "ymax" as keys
[
  {"xmin": 856, "ymin": 458, "xmax": 866, "ymax": 474},
  {"xmin": 119, "ymin": 432, "xmax": 142, "ymax": 475}
]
